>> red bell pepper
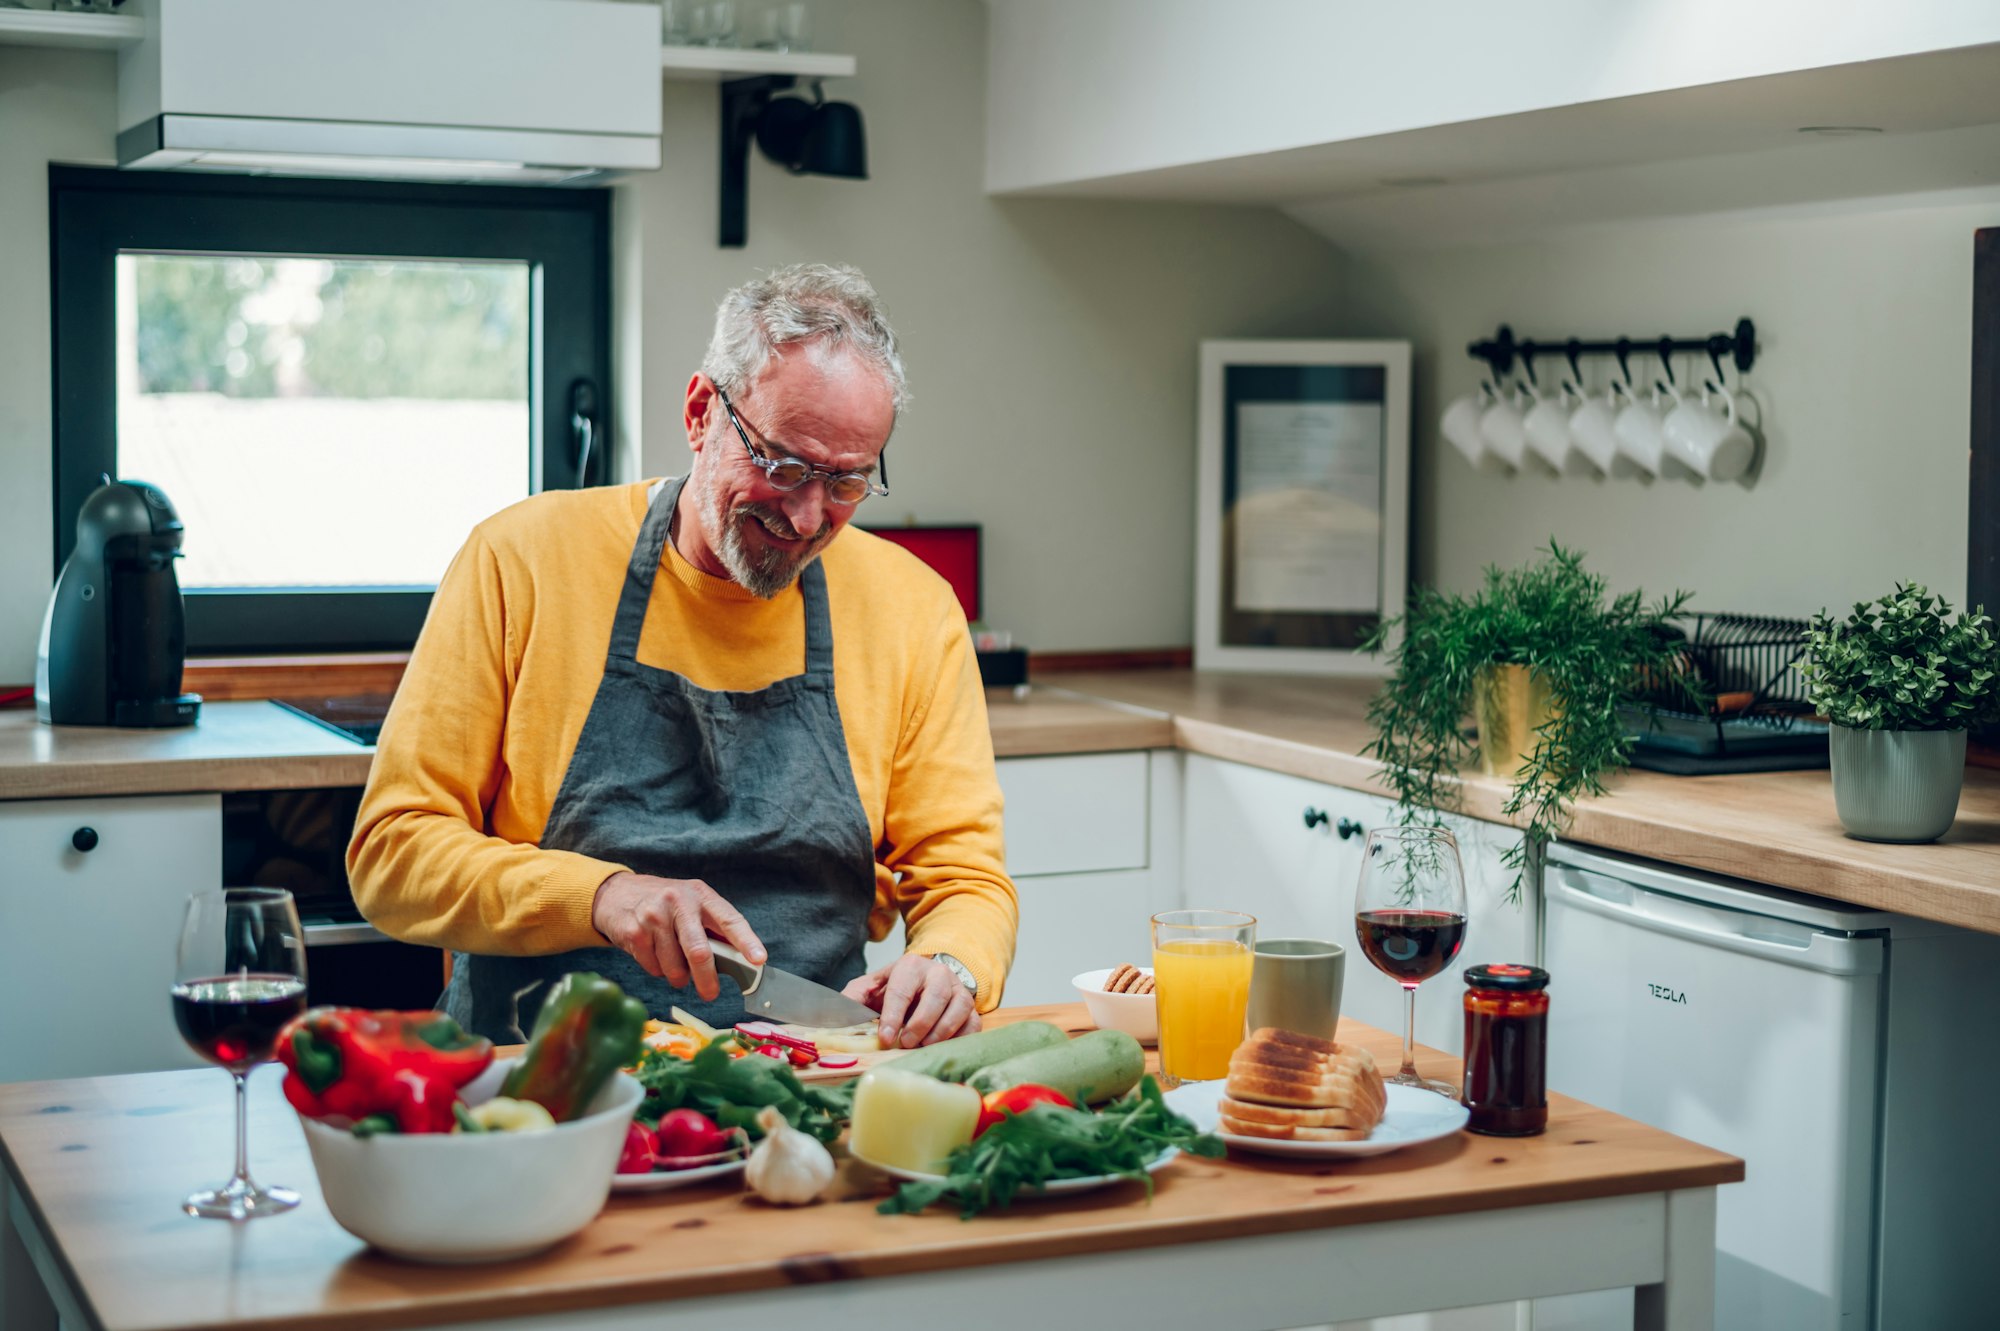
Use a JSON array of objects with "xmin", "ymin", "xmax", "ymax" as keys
[
  {"xmin": 278, "ymin": 1008, "xmax": 494, "ymax": 1135},
  {"xmin": 974, "ymin": 1083, "xmax": 1073, "ymax": 1137}
]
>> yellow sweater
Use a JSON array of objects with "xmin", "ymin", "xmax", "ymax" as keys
[{"xmin": 347, "ymin": 481, "xmax": 1017, "ymax": 1008}]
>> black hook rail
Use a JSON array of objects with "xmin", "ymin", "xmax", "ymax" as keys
[{"xmin": 1467, "ymin": 318, "xmax": 1757, "ymax": 384}]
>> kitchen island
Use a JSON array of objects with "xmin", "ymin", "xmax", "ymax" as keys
[{"xmin": 0, "ymin": 1006, "xmax": 1740, "ymax": 1331}]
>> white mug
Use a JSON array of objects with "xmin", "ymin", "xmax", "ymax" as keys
[
  {"xmin": 1524, "ymin": 380, "xmax": 1583, "ymax": 472},
  {"xmin": 1478, "ymin": 385, "xmax": 1531, "ymax": 469},
  {"xmin": 1441, "ymin": 381, "xmax": 1499, "ymax": 467},
  {"xmin": 1612, "ymin": 380, "xmax": 1678, "ymax": 477},
  {"xmin": 1663, "ymin": 383, "xmax": 1756, "ymax": 482},
  {"xmin": 1567, "ymin": 387, "xmax": 1621, "ymax": 474}
]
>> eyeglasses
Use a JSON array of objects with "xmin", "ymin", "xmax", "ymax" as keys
[{"xmin": 716, "ymin": 386, "xmax": 888, "ymax": 505}]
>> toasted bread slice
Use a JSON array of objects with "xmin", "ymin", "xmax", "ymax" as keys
[
  {"xmin": 1218, "ymin": 1112, "xmax": 1375, "ymax": 1142},
  {"xmin": 1218, "ymin": 1095, "xmax": 1379, "ymax": 1130}
]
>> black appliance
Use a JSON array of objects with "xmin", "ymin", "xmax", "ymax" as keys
[{"xmin": 36, "ymin": 480, "xmax": 201, "ymax": 728}]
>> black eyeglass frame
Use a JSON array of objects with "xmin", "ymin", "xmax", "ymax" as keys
[{"xmin": 715, "ymin": 385, "xmax": 889, "ymax": 504}]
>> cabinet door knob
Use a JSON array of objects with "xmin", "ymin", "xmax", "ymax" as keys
[
  {"xmin": 1302, "ymin": 808, "xmax": 1329, "ymax": 830},
  {"xmin": 1336, "ymin": 817, "xmax": 1365, "ymax": 841},
  {"xmin": 71, "ymin": 827, "xmax": 99, "ymax": 853}
]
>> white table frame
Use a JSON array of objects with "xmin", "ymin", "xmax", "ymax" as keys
[{"xmin": 6, "ymin": 1165, "xmax": 1717, "ymax": 1331}]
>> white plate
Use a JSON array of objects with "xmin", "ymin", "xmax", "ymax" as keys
[
  {"xmin": 609, "ymin": 1156, "xmax": 746, "ymax": 1193},
  {"xmin": 853, "ymin": 1146, "xmax": 1180, "ymax": 1196},
  {"xmin": 1162, "ymin": 1081, "xmax": 1468, "ymax": 1159}
]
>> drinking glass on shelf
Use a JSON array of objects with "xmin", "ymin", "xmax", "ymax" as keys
[
  {"xmin": 1150, "ymin": 908, "xmax": 1255, "ymax": 1084},
  {"xmin": 172, "ymin": 888, "xmax": 309, "ymax": 1220},
  {"xmin": 1354, "ymin": 825, "xmax": 1468, "ymax": 1096}
]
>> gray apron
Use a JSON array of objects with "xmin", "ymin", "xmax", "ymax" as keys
[{"xmin": 443, "ymin": 476, "xmax": 878, "ymax": 1042}]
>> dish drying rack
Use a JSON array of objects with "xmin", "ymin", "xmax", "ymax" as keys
[{"xmin": 1626, "ymin": 612, "xmax": 1829, "ymax": 774}]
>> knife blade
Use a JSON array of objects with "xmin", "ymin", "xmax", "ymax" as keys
[{"xmin": 710, "ymin": 942, "xmax": 881, "ymax": 1027}]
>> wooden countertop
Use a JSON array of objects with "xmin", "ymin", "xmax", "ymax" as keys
[
  {"xmin": 1039, "ymin": 670, "xmax": 2000, "ymax": 935},
  {"xmin": 0, "ymin": 1005, "xmax": 1741, "ymax": 1331},
  {"xmin": 0, "ymin": 703, "xmax": 372, "ymax": 800}
]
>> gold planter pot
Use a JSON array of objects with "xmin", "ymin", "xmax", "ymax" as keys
[{"xmin": 1473, "ymin": 664, "xmax": 1557, "ymax": 779}]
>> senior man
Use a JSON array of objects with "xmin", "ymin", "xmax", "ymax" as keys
[{"xmin": 349, "ymin": 263, "xmax": 1016, "ymax": 1048}]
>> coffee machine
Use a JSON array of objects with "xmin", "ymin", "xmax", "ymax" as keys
[{"xmin": 36, "ymin": 480, "xmax": 202, "ymax": 728}]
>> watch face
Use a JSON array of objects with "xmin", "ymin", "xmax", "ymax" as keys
[{"xmin": 933, "ymin": 954, "xmax": 976, "ymax": 993}]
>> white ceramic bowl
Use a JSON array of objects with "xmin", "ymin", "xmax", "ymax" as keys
[
  {"xmin": 1073, "ymin": 967, "xmax": 1158, "ymax": 1045},
  {"xmin": 297, "ymin": 1056, "xmax": 644, "ymax": 1264}
]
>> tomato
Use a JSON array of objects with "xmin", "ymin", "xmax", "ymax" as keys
[
  {"xmin": 653, "ymin": 1107, "xmax": 729, "ymax": 1160},
  {"xmin": 973, "ymin": 1083, "xmax": 1073, "ymax": 1137},
  {"xmin": 617, "ymin": 1121, "xmax": 656, "ymax": 1174}
]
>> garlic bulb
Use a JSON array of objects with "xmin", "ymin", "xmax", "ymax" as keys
[{"xmin": 745, "ymin": 1105, "xmax": 835, "ymax": 1205}]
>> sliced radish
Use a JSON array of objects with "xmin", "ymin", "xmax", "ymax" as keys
[
  {"xmin": 818, "ymin": 1053, "xmax": 858, "ymax": 1069},
  {"xmin": 735, "ymin": 1021, "xmax": 777, "ymax": 1040},
  {"xmin": 755, "ymin": 1043, "xmax": 786, "ymax": 1059}
]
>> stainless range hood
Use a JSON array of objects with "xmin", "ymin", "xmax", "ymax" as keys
[{"xmin": 116, "ymin": 0, "xmax": 662, "ymax": 184}]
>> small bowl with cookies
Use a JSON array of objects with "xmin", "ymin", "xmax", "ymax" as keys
[{"xmin": 1072, "ymin": 964, "xmax": 1158, "ymax": 1045}]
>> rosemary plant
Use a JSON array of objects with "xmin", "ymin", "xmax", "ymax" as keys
[{"xmin": 1362, "ymin": 543, "xmax": 1696, "ymax": 902}]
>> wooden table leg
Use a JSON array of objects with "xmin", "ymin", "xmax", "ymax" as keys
[
  {"xmin": 2, "ymin": 1163, "xmax": 59, "ymax": 1331},
  {"xmin": 1634, "ymin": 1188, "xmax": 1718, "ymax": 1331}
]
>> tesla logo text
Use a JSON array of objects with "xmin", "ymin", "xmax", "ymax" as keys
[{"xmin": 1647, "ymin": 984, "xmax": 1688, "ymax": 1005}]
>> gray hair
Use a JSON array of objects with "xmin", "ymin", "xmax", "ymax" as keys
[{"xmin": 701, "ymin": 263, "xmax": 909, "ymax": 417}]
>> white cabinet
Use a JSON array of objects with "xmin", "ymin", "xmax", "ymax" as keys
[
  {"xmin": 1178, "ymin": 755, "xmax": 1535, "ymax": 1058},
  {"xmin": 867, "ymin": 751, "xmax": 1180, "ymax": 1008},
  {"xmin": 0, "ymin": 794, "xmax": 220, "ymax": 1083}
]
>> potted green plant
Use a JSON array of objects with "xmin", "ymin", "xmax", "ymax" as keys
[
  {"xmin": 1363, "ymin": 544, "xmax": 1694, "ymax": 900},
  {"xmin": 1796, "ymin": 585, "xmax": 2000, "ymax": 843}
]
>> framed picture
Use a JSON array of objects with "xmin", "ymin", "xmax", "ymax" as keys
[{"xmin": 1194, "ymin": 339, "xmax": 1410, "ymax": 674}]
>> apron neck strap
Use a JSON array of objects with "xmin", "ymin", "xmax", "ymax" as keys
[{"xmin": 610, "ymin": 475, "xmax": 836, "ymax": 682}]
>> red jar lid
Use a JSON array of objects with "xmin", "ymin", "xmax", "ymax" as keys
[{"xmin": 1463, "ymin": 963, "xmax": 1550, "ymax": 992}]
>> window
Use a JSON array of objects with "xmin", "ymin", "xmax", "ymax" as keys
[{"xmin": 52, "ymin": 167, "xmax": 610, "ymax": 653}]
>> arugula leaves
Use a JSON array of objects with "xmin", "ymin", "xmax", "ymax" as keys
[
  {"xmin": 633, "ymin": 1040, "xmax": 847, "ymax": 1144},
  {"xmin": 878, "ymin": 1076, "xmax": 1225, "ymax": 1219}
]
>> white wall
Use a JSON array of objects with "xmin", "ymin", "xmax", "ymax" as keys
[
  {"xmin": 984, "ymin": 0, "xmax": 2000, "ymax": 194},
  {"xmin": 0, "ymin": 2, "xmax": 1349, "ymax": 682},
  {"xmin": 0, "ymin": 46, "xmax": 118, "ymax": 688},
  {"xmin": 618, "ymin": 0, "xmax": 1349, "ymax": 653},
  {"xmin": 1328, "ymin": 188, "xmax": 1992, "ymax": 617}
]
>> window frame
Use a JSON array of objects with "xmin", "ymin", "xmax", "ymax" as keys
[{"xmin": 49, "ymin": 165, "xmax": 611, "ymax": 654}]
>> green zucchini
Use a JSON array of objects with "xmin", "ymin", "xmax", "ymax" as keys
[
  {"xmin": 965, "ymin": 1029, "xmax": 1145, "ymax": 1105},
  {"xmin": 880, "ymin": 1021, "xmax": 1068, "ymax": 1082}
]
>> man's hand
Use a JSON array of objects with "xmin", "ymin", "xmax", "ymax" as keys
[
  {"xmin": 842, "ymin": 954, "xmax": 981, "ymax": 1048},
  {"xmin": 591, "ymin": 871, "xmax": 766, "ymax": 1002}
]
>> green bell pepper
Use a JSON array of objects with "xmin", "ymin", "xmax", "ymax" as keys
[{"xmin": 500, "ymin": 972, "xmax": 647, "ymax": 1122}]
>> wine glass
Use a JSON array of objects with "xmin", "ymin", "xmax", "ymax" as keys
[
  {"xmin": 1353, "ymin": 825, "xmax": 1467, "ymax": 1096},
  {"xmin": 172, "ymin": 888, "xmax": 309, "ymax": 1220}
]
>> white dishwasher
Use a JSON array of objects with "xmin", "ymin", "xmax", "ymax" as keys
[{"xmin": 1541, "ymin": 842, "xmax": 2000, "ymax": 1331}]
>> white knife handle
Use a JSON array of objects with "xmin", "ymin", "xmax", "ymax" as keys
[{"xmin": 708, "ymin": 940, "xmax": 762, "ymax": 994}]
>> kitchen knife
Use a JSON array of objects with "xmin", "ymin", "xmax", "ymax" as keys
[{"xmin": 710, "ymin": 942, "xmax": 881, "ymax": 1027}]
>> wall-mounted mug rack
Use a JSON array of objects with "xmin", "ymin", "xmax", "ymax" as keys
[
  {"xmin": 1466, "ymin": 318, "xmax": 1757, "ymax": 385},
  {"xmin": 1446, "ymin": 319, "xmax": 1761, "ymax": 483}
]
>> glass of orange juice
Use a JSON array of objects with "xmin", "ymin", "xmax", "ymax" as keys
[{"xmin": 1151, "ymin": 909, "xmax": 1256, "ymax": 1083}]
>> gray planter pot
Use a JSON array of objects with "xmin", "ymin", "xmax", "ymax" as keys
[{"xmin": 1828, "ymin": 725, "xmax": 1967, "ymax": 843}]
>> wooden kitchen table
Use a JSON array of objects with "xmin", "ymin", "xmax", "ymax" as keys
[{"xmin": 1, "ymin": 1006, "xmax": 1741, "ymax": 1331}]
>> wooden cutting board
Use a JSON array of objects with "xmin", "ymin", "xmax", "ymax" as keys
[{"xmin": 793, "ymin": 1044, "xmax": 907, "ymax": 1083}]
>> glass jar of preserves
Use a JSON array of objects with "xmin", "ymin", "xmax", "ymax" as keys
[{"xmin": 1461, "ymin": 963, "xmax": 1549, "ymax": 1136}]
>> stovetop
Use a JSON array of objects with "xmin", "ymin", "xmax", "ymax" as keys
[{"xmin": 275, "ymin": 693, "xmax": 395, "ymax": 746}]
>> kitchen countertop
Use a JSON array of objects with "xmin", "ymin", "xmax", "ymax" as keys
[
  {"xmin": 6, "ymin": 669, "xmax": 2000, "ymax": 934},
  {"xmin": 1036, "ymin": 670, "xmax": 2000, "ymax": 935},
  {"xmin": 0, "ymin": 1005, "xmax": 1740, "ymax": 1331}
]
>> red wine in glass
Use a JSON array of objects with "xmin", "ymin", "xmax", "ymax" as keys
[
  {"xmin": 173, "ymin": 888, "xmax": 308, "ymax": 1220},
  {"xmin": 1355, "ymin": 910, "xmax": 1468, "ymax": 985},
  {"xmin": 172, "ymin": 975, "xmax": 308, "ymax": 1075},
  {"xmin": 1354, "ymin": 826, "xmax": 1469, "ymax": 1096}
]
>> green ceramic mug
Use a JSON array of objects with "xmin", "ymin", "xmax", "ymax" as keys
[{"xmin": 1247, "ymin": 938, "xmax": 1345, "ymax": 1041}]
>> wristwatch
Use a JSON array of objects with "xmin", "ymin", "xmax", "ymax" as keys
[{"xmin": 929, "ymin": 952, "xmax": 977, "ymax": 996}]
